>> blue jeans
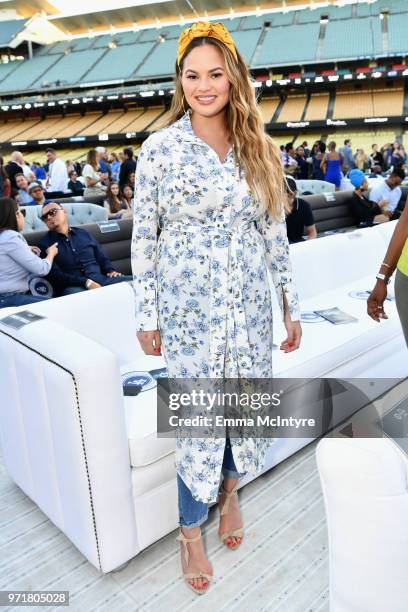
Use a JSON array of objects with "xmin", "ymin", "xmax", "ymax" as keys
[
  {"xmin": 62, "ymin": 274, "xmax": 133, "ymax": 295},
  {"xmin": 177, "ymin": 438, "xmax": 245, "ymax": 529},
  {"xmin": 0, "ymin": 291, "xmax": 50, "ymax": 309}
]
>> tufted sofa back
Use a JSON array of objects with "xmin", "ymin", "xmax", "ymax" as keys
[{"xmin": 22, "ymin": 203, "xmax": 108, "ymax": 232}]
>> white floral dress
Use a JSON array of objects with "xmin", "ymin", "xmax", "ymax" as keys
[{"xmin": 131, "ymin": 110, "xmax": 300, "ymax": 503}]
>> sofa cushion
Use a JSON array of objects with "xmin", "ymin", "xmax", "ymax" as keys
[{"xmin": 272, "ymin": 273, "xmax": 404, "ymax": 378}]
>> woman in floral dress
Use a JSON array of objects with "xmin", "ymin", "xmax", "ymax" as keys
[{"xmin": 131, "ymin": 21, "xmax": 302, "ymax": 594}]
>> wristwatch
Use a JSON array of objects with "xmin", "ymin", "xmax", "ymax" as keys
[{"xmin": 376, "ymin": 273, "xmax": 391, "ymax": 285}]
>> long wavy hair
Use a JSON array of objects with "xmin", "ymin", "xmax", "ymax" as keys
[{"xmin": 166, "ymin": 36, "xmax": 288, "ymax": 218}]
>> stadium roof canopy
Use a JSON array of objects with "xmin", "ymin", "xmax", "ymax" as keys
[{"xmin": 0, "ymin": 0, "xmax": 379, "ymax": 38}]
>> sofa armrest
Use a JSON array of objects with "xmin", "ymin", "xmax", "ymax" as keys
[{"xmin": 0, "ymin": 318, "xmax": 139, "ymax": 572}]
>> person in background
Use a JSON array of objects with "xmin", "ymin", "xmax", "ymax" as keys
[
  {"xmin": 312, "ymin": 141, "xmax": 326, "ymax": 180},
  {"xmin": 367, "ymin": 202, "xmax": 408, "ymax": 347},
  {"xmin": 45, "ymin": 148, "xmax": 69, "ymax": 193},
  {"xmin": 390, "ymin": 142, "xmax": 405, "ymax": 169},
  {"xmin": 66, "ymin": 160, "xmax": 75, "ymax": 175},
  {"xmin": 369, "ymin": 167, "xmax": 405, "ymax": 219},
  {"xmin": 321, "ymin": 141, "xmax": 342, "ymax": 190},
  {"xmin": 370, "ymin": 144, "xmax": 384, "ymax": 171},
  {"xmin": 119, "ymin": 147, "xmax": 136, "ymax": 190},
  {"xmin": 128, "ymin": 171, "xmax": 135, "ymax": 193},
  {"xmin": 355, "ymin": 148, "xmax": 368, "ymax": 171},
  {"xmin": 96, "ymin": 147, "xmax": 112, "ymax": 181},
  {"xmin": 284, "ymin": 176, "xmax": 316, "ymax": 243},
  {"xmin": 26, "ymin": 183, "xmax": 50, "ymax": 207},
  {"xmin": 0, "ymin": 157, "xmax": 11, "ymax": 198},
  {"xmin": 339, "ymin": 139, "xmax": 355, "ymax": 174},
  {"xmin": 121, "ymin": 184, "xmax": 133, "ymax": 208},
  {"xmin": 15, "ymin": 174, "xmax": 32, "ymax": 205},
  {"xmin": 32, "ymin": 161, "xmax": 46, "ymax": 181},
  {"xmin": 281, "ymin": 142, "xmax": 298, "ymax": 176},
  {"xmin": 0, "ymin": 197, "xmax": 58, "ymax": 308},
  {"xmin": 104, "ymin": 182, "xmax": 132, "ymax": 219},
  {"xmin": 294, "ymin": 145, "xmax": 308, "ymax": 180},
  {"xmin": 5, "ymin": 151, "xmax": 24, "ymax": 190},
  {"xmin": 67, "ymin": 170, "xmax": 84, "ymax": 196},
  {"xmin": 110, "ymin": 152, "xmax": 121, "ymax": 182},
  {"xmin": 348, "ymin": 169, "xmax": 390, "ymax": 227},
  {"xmin": 301, "ymin": 140, "xmax": 310, "ymax": 158},
  {"xmin": 38, "ymin": 202, "xmax": 133, "ymax": 296},
  {"xmin": 82, "ymin": 149, "xmax": 107, "ymax": 198},
  {"xmin": 382, "ymin": 143, "xmax": 393, "ymax": 169}
]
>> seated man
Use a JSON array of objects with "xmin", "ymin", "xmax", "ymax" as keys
[
  {"xmin": 26, "ymin": 182, "xmax": 50, "ymax": 207},
  {"xmin": 38, "ymin": 202, "xmax": 133, "ymax": 296},
  {"xmin": 368, "ymin": 167, "xmax": 405, "ymax": 219},
  {"xmin": 284, "ymin": 176, "xmax": 317, "ymax": 243},
  {"xmin": 349, "ymin": 169, "xmax": 390, "ymax": 227}
]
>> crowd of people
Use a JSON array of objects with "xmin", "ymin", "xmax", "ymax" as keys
[
  {"xmin": 0, "ymin": 146, "xmax": 138, "ymax": 219},
  {"xmin": 0, "ymin": 133, "xmax": 406, "ymax": 308},
  {"xmin": 0, "ymin": 144, "xmax": 139, "ymax": 308},
  {"xmin": 280, "ymin": 138, "xmax": 408, "ymax": 190}
]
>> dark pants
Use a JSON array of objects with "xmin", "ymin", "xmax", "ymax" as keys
[
  {"xmin": 62, "ymin": 275, "xmax": 133, "ymax": 296},
  {"xmin": 0, "ymin": 291, "xmax": 50, "ymax": 309}
]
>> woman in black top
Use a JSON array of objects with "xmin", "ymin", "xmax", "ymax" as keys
[
  {"xmin": 285, "ymin": 176, "xmax": 317, "ymax": 243},
  {"xmin": 348, "ymin": 169, "xmax": 390, "ymax": 227}
]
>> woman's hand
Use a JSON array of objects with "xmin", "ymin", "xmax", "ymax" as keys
[
  {"xmin": 136, "ymin": 330, "xmax": 162, "ymax": 356},
  {"xmin": 280, "ymin": 311, "xmax": 302, "ymax": 353},
  {"xmin": 367, "ymin": 281, "xmax": 389, "ymax": 322}
]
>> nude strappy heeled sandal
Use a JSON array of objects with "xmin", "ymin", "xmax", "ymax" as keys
[
  {"xmin": 176, "ymin": 530, "xmax": 212, "ymax": 595},
  {"xmin": 218, "ymin": 483, "xmax": 244, "ymax": 548}
]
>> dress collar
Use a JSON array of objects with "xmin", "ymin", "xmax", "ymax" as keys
[{"xmin": 174, "ymin": 108, "xmax": 235, "ymax": 163}]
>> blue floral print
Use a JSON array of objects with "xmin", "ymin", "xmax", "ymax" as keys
[{"xmin": 131, "ymin": 109, "xmax": 300, "ymax": 503}]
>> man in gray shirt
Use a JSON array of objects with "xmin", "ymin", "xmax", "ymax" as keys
[{"xmin": 339, "ymin": 139, "xmax": 355, "ymax": 173}]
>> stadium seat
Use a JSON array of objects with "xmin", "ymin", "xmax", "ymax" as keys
[{"xmin": 22, "ymin": 203, "xmax": 108, "ymax": 233}]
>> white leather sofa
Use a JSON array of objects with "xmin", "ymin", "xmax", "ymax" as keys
[
  {"xmin": 295, "ymin": 179, "xmax": 335, "ymax": 195},
  {"xmin": 0, "ymin": 222, "xmax": 406, "ymax": 573},
  {"xmin": 22, "ymin": 203, "xmax": 108, "ymax": 232},
  {"xmin": 317, "ymin": 436, "xmax": 408, "ymax": 612}
]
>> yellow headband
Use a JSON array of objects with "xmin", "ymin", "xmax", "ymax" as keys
[{"xmin": 177, "ymin": 21, "xmax": 238, "ymax": 67}]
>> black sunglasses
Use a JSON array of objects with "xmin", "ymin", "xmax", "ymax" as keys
[{"xmin": 40, "ymin": 207, "xmax": 62, "ymax": 222}]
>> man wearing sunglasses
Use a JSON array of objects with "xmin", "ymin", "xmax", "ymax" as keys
[{"xmin": 37, "ymin": 203, "xmax": 133, "ymax": 296}]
